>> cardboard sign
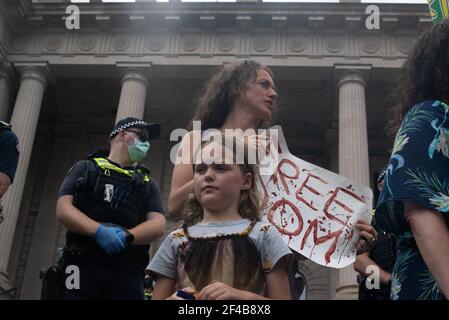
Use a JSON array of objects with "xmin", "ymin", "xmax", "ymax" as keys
[{"xmin": 258, "ymin": 126, "xmax": 373, "ymax": 268}]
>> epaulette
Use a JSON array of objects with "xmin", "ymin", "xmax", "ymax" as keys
[
  {"xmin": 136, "ymin": 164, "xmax": 151, "ymax": 176},
  {"xmin": 87, "ymin": 150, "xmax": 109, "ymax": 160}
]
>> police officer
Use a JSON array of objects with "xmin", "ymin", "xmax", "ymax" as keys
[
  {"xmin": 56, "ymin": 117, "xmax": 166, "ymax": 300},
  {"xmin": 0, "ymin": 121, "xmax": 19, "ymax": 224}
]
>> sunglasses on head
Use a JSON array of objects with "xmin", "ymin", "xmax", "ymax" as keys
[{"xmin": 124, "ymin": 129, "xmax": 149, "ymax": 142}]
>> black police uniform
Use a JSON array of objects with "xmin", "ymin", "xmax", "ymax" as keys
[
  {"xmin": 57, "ymin": 153, "xmax": 164, "ymax": 300},
  {"xmin": 0, "ymin": 121, "xmax": 19, "ymax": 186},
  {"xmin": 0, "ymin": 121, "xmax": 19, "ymax": 223}
]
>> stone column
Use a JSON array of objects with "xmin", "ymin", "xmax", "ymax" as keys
[
  {"xmin": 115, "ymin": 68, "xmax": 149, "ymax": 122},
  {"xmin": 0, "ymin": 67, "xmax": 47, "ymax": 295},
  {"xmin": 20, "ymin": 138, "xmax": 76, "ymax": 300},
  {"xmin": 325, "ymin": 126, "xmax": 339, "ymax": 174},
  {"xmin": 335, "ymin": 67, "xmax": 370, "ymax": 300},
  {"xmin": 0, "ymin": 65, "xmax": 12, "ymax": 121},
  {"xmin": 338, "ymin": 70, "xmax": 370, "ymax": 186}
]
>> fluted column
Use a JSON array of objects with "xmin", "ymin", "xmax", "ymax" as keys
[
  {"xmin": 338, "ymin": 70, "xmax": 370, "ymax": 186},
  {"xmin": 335, "ymin": 68, "xmax": 370, "ymax": 300},
  {"xmin": 326, "ymin": 126, "xmax": 339, "ymax": 174},
  {"xmin": 20, "ymin": 138, "xmax": 76, "ymax": 300},
  {"xmin": 0, "ymin": 67, "xmax": 47, "ymax": 294},
  {"xmin": 115, "ymin": 68, "xmax": 149, "ymax": 122}
]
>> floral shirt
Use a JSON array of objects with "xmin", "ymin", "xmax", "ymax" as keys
[{"xmin": 375, "ymin": 99, "xmax": 449, "ymax": 300}]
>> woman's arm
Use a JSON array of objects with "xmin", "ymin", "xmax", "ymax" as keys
[
  {"xmin": 405, "ymin": 200, "xmax": 449, "ymax": 298},
  {"xmin": 167, "ymin": 173, "xmax": 194, "ymax": 217},
  {"xmin": 167, "ymin": 131, "xmax": 198, "ymax": 217}
]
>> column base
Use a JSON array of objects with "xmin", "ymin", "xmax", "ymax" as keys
[
  {"xmin": 0, "ymin": 273, "xmax": 16, "ymax": 300},
  {"xmin": 334, "ymin": 284, "xmax": 359, "ymax": 300}
]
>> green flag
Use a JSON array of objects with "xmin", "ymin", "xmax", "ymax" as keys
[{"xmin": 428, "ymin": 0, "xmax": 449, "ymax": 25}]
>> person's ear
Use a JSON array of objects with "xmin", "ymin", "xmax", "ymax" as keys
[
  {"xmin": 231, "ymin": 88, "xmax": 240, "ymax": 99},
  {"xmin": 119, "ymin": 129, "xmax": 127, "ymax": 141},
  {"xmin": 233, "ymin": 85, "xmax": 247, "ymax": 98},
  {"xmin": 241, "ymin": 172, "xmax": 253, "ymax": 191}
]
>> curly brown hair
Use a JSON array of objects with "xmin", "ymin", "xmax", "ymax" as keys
[
  {"xmin": 189, "ymin": 60, "xmax": 275, "ymax": 130},
  {"xmin": 390, "ymin": 19, "xmax": 449, "ymax": 135},
  {"xmin": 182, "ymin": 135, "xmax": 261, "ymax": 226}
]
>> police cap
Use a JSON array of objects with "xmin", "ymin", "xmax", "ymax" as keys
[{"xmin": 109, "ymin": 117, "xmax": 160, "ymax": 142}]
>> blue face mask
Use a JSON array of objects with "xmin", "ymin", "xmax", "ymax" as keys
[{"xmin": 127, "ymin": 136, "xmax": 150, "ymax": 163}]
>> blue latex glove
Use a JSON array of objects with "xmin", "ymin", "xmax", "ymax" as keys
[
  {"xmin": 94, "ymin": 224, "xmax": 126, "ymax": 255},
  {"xmin": 116, "ymin": 229, "xmax": 127, "ymax": 245}
]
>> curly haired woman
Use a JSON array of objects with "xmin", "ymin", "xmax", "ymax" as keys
[{"xmin": 375, "ymin": 19, "xmax": 449, "ymax": 300}]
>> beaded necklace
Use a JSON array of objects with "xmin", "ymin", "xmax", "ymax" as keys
[{"xmin": 182, "ymin": 219, "xmax": 257, "ymax": 241}]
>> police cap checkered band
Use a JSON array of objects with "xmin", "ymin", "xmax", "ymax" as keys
[{"xmin": 109, "ymin": 117, "xmax": 161, "ymax": 141}]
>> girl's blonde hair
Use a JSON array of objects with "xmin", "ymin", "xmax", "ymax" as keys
[{"xmin": 182, "ymin": 134, "xmax": 261, "ymax": 226}]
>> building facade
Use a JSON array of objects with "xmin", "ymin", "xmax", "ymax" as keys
[{"xmin": 0, "ymin": 0, "xmax": 430, "ymax": 300}]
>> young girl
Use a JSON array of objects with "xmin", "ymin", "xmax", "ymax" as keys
[{"xmin": 148, "ymin": 136, "xmax": 292, "ymax": 300}]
